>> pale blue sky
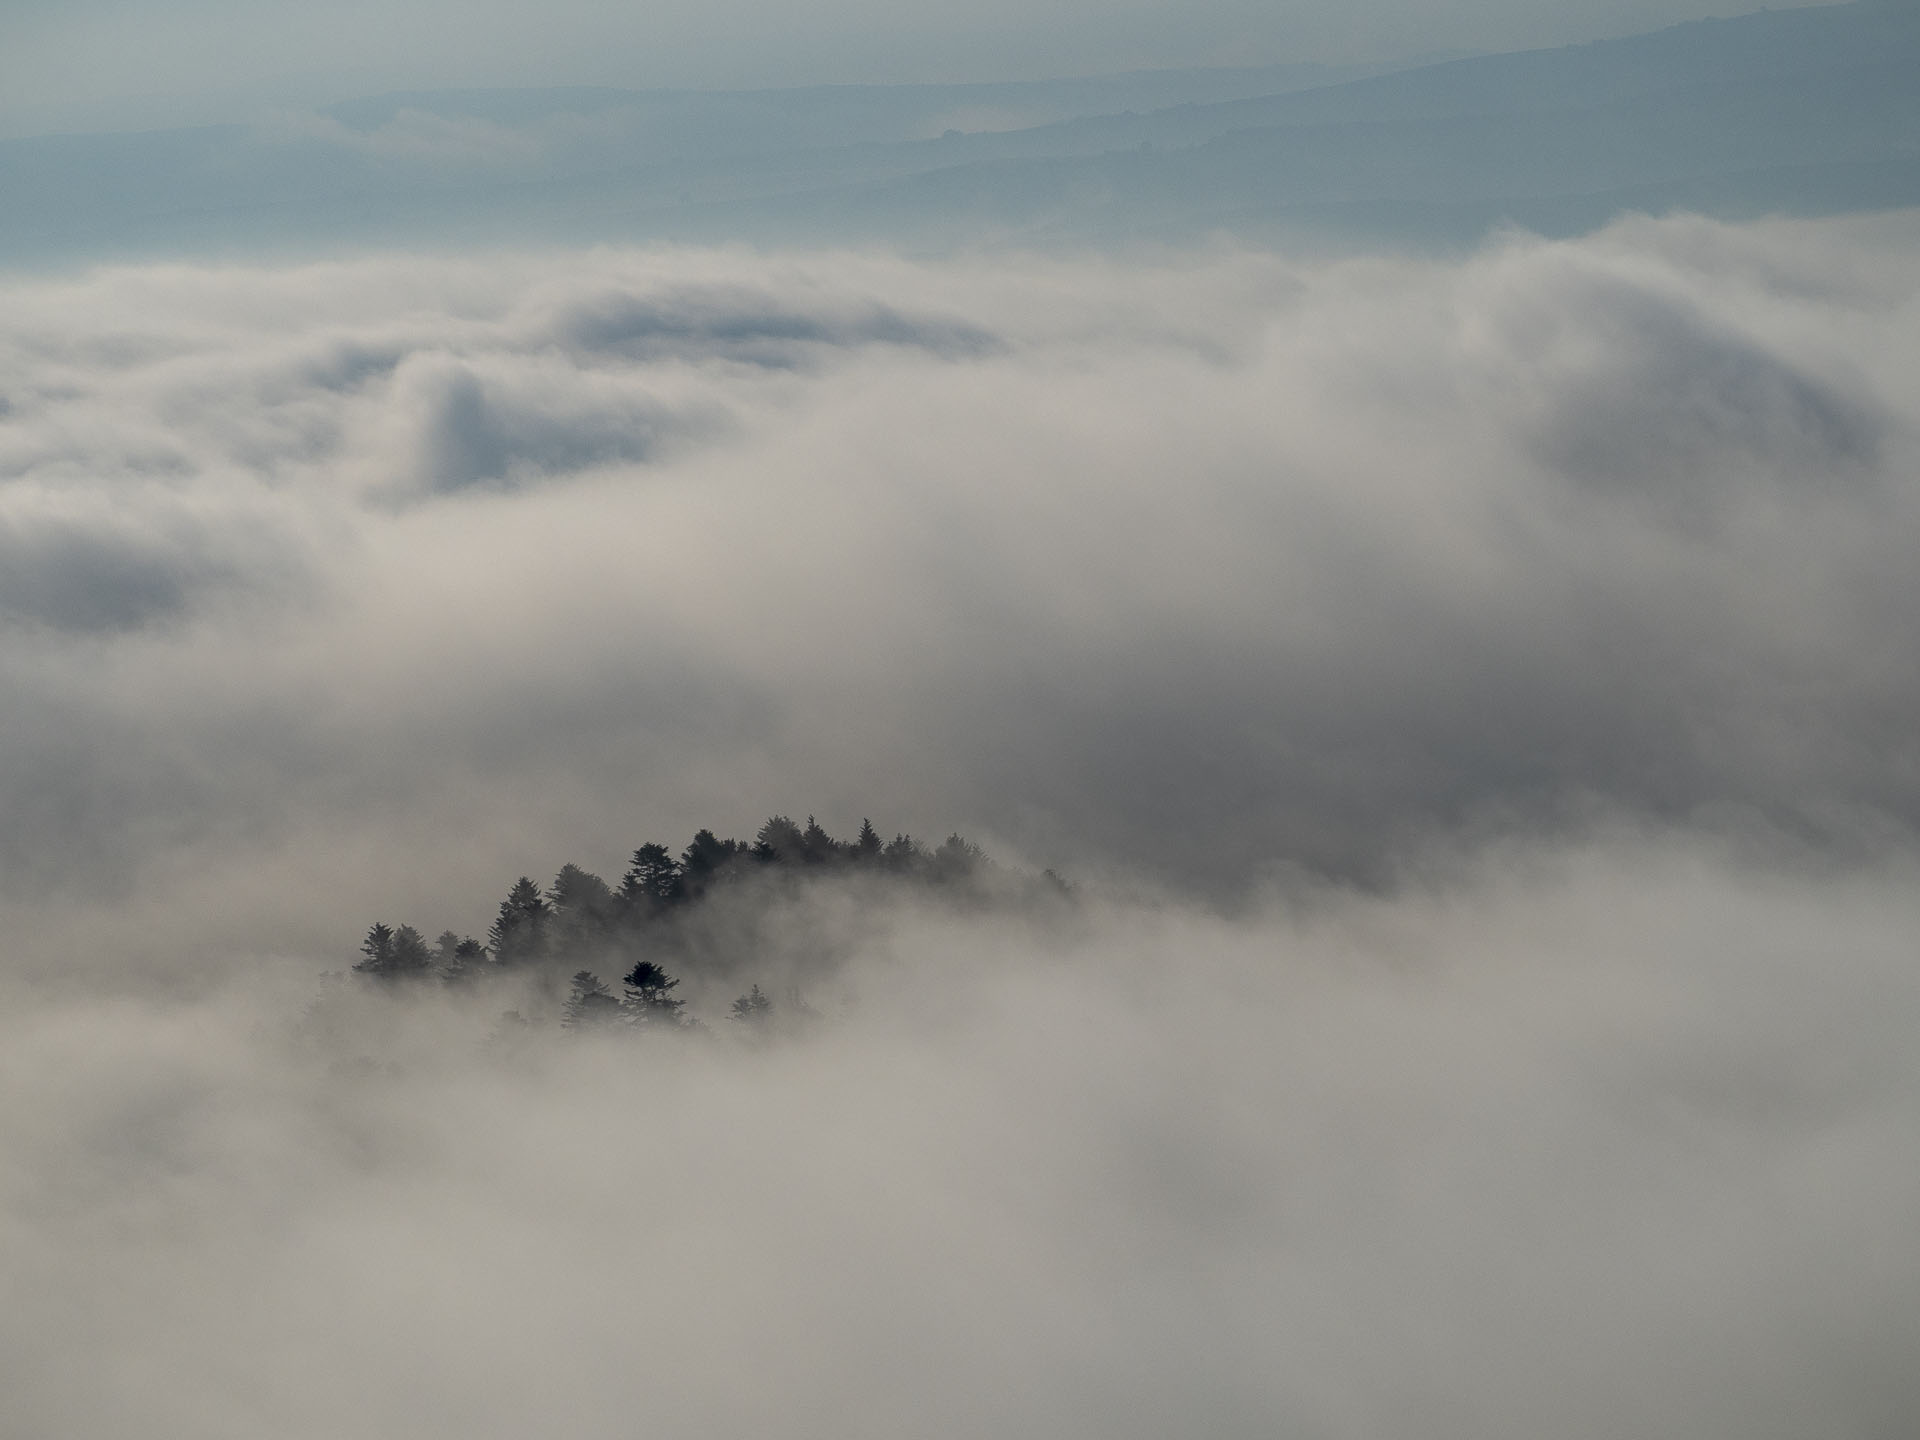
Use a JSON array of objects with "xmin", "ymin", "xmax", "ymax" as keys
[{"xmin": 0, "ymin": 0, "xmax": 1844, "ymax": 136}]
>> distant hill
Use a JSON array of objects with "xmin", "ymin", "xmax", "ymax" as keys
[{"xmin": 1, "ymin": 2, "xmax": 1915, "ymax": 263}]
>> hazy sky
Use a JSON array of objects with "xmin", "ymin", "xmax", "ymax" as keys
[{"xmin": 0, "ymin": 0, "xmax": 1847, "ymax": 134}]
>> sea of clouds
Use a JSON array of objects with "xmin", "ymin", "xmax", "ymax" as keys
[{"xmin": 2, "ymin": 211, "xmax": 1919, "ymax": 1436}]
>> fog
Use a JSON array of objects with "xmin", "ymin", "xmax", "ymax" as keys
[
  {"xmin": 3, "ymin": 209, "xmax": 1920, "ymax": 1434},
  {"xmin": 4, "ymin": 843, "xmax": 1918, "ymax": 1438},
  {"xmin": 4, "ymin": 213, "xmax": 1920, "ymax": 973}
]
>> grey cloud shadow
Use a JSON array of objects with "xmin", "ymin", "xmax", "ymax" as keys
[
  {"xmin": 553, "ymin": 284, "xmax": 1002, "ymax": 368},
  {"xmin": 408, "ymin": 364, "xmax": 717, "ymax": 495},
  {"xmin": 1520, "ymin": 275, "xmax": 1884, "ymax": 522},
  {"xmin": 297, "ymin": 340, "xmax": 408, "ymax": 394},
  {"xmin": 0, "ymin": 512, "xmax": 302, "ymax": 634}
]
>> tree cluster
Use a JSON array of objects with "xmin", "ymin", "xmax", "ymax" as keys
[{"xmin": 352, "ymin": 813, "xmax": 1009, "ymax": 1029}]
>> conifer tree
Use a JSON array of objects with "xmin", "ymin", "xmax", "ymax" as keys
[
  {"xmin": 754, "ymin": 815, "xmax": 805, "ymax": 864},
  {"xmin": 549, "ymin": 864, "xmax": 617, "ymax": 956},
  {"xmin": 354, "ymin": 921, "xmax": 432, "ymax": 980},
  {"xmin": 561, "ymin": 971, "xmax": 623, "ymax": 1030},
  {"xmin": 442, "ymin": 937, "xmax": 490, "ymax": 984},
  {"xmin": 488, "ymin": 877, "xmax": 550, "ymax": 967},
  {"xmin": 801, "ymin": 815, "xmax": 839, "ymax": 864},
  {"xmin": 390, "ymin": 924, "xmax": 434, "ymax": 976},
  {"xmin": 882, "ymin": 833, "xmax": 922, "ymax": 872},
  {"xmin": 931, "ymin": 833, "xmax": 984, "ymax": 883},
  {"xmin": 729, "ymin": 984, "xmax": 774, "ymax": 1026},
  {"xmin": 355, "ymin": 922, "xmax": 396, "ymax": 976},
  {"xmin": 622, "ymin": 959, "xmax": 686, "ymax": 1028},
  {"xmin": 620, "ymin": 844, "xmax": 684, "ymax": 910},
  {"xmin": 680, "ymin": 829, "xmax": 741, "ymax": 897}
]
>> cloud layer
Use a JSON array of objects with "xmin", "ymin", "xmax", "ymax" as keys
[
  {"xmin": 3, "ymin": 841, "xmax": 1918, "ymax": 1439},
  {"xmin": 3, "ymin": 214, "xmax": 1920, "ymax": 974},
  {"xmin": 3, "ymin": 212, "xmax": 1920, "ymax": 1435}
]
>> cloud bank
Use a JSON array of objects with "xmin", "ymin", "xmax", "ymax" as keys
[
  {"xmin": 3, "ymin": 210, "xmax": 1920, "ymax": 1435},
  {"xmin": 2, "ymin": 214, "xmax": 1919, "ymax": 972},
  {"xmin": 3, "ymin": 843, "xmax": 1918, "ymax": 1439}
]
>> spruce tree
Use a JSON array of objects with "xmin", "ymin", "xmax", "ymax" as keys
[
  {"xmin": 549, "ymin": 864, "xmax": 617, "ymax": 957},
  {"xmin": 882, "ymin": 834, "xmax": 922, "ymax": 872},
  {"xmin": 801, "ymin": 815, "xmax": 839, "ymax": 864},
  {"xmin": 680, "ymin": 829, "xmax": 741, "ymax": 897},
  {"xmin": 355, "ymin": 922, "xmax": 396, "ymax": 976},
  {"xmin": 354, "ymin": 922, "xmax": 432, "ymax": 981},
  {"xmin": 389, "ymin": 924, "xmax": 434, "ymax": 977},
  {"xmin": 622, "ymin": 959, "xmax": 686, "ymax": 1028},
  {"xmin": 561, "ymin": 971, "xmax": 623, "ymax": 1030},
  {"xmin": 442, "ymin": 937, "xmax": 490, "ymax": 984},
  {"xmin": 931, "ymin": 833, "xmax": 984, "ymax": 884},
  {"xmin": 753, "ymin": 815, "xmax": 805, "ymax": 864},
  {"xmin": 620, "ymin": 844, "xmax": 684, "ymax": 910},
  {"xmin": 729, "ymin": 984, "xmax": 774, "ymax": 1026},
  {"xmin": 487, "ymin": 877, "xmax": 550, "ymax": 967}
]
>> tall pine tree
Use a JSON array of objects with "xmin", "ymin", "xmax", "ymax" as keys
[
  {"xmin": 487, "ymin": 877, "xmax": 550, "ymax": 967},
  {"xmin": 354, "ymin": 922, "xmax": 395, "ymax": 976},
  {"xmin": 620, "ymin": 844, "xmax": 684, "ymax": 911}
]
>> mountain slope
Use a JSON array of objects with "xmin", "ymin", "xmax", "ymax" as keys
[{"xmin": 1, "ymin": 2, "xmax": 1915, "ymax": 262}]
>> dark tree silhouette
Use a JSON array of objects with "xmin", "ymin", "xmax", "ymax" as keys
[
  {"xmin": 680, "ymin": 829, "xmax": 742, "ymax": 898},
  {"xmin": 623, "ymin": 959, "xmax": 686, "ymax": 1027},
  {"xmin": 390, "ymin": 924, "xmax": 434, "ymax": 976},
  {"xmin": 442, "ymin": 936, "xmax": 490, "ymax": 984},
  {"xmin": 549, "ymin": 864, "xmax": 617, "ymax": 953},
  {"xmin": 561, "ymin": 971, "xmax": 623, "ymax": 1030},
  {"xmin": 801, "ymin": 815, "xmax": 839, "ymax": 864},
  {"xmin": 345, "ymin": 809, "xmax": 1036, "ymax": 1023},
  {"xmin": 754, "ymin": 815, "xmax": 805, "ymax": 864},
  {"xmin": 882, "ymin": 833, "xmax": 922, "ymax": 872},
  {"xmin": 355, "ymin": 922, "xmax": 395, "ymax": 976},
  {"xmin": 488, "ymin": 877, "xmax": 550, "ymax": 967},
  {"xmin": 930, "ymin": 833, "xmax": 985, "ymax": 884},
  {"xmin": 354, "ymin": 921, "xmax": 432, "ymax": 980},
  {"xmin": 620, "ymin": 843, "xmax": 684, "ymax": 911}
]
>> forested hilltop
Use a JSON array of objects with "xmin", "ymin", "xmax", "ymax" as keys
[{"xmin": 348, "ymin": 815, "xmax": 1070, "ymax": 1032}]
